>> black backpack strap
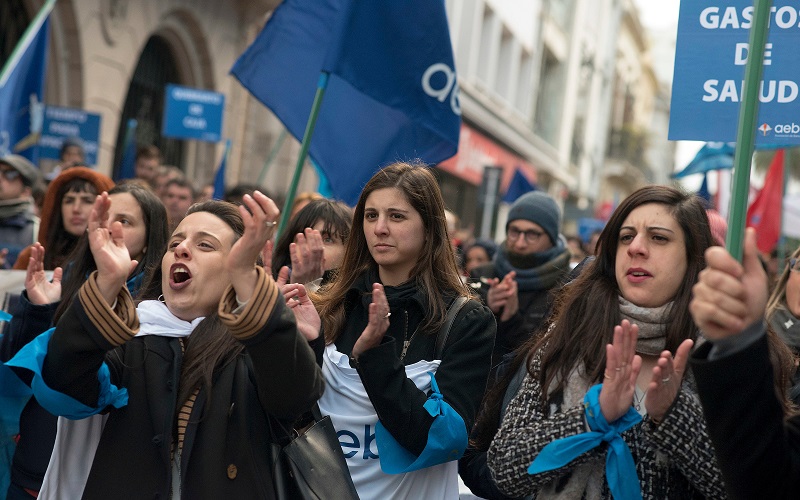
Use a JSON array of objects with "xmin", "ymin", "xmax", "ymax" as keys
[{"xmin": 435, "ymin": 296, "xmax": 469, "ymax": 359}]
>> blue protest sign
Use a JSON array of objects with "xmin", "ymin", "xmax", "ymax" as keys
[
  {"xmin": 670, "ymin": 1, "xmax": 800, "ymax": 145},
  {"xmin": 162, "ymin": 84, "xmax": 224, "ymax": 142},
  {"xmin": 38, "ymin": 106, "xmax": 101, "ymax": 165}
]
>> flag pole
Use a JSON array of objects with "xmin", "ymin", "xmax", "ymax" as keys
[
  {"xmin": 277, "ymin": 72, "xmax": 329, "ymax": 236},
  {"xmin": 0, "ymin": 0, "xmax": 57, "ymax": 87},
  {"xmin": 725, "ymin": 0, "xmax": 772, "ymax": 261}
]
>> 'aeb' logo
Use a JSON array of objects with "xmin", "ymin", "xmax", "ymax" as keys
[{"xmin": 758, "ymin": 123, "xmax": 772, "ymax": 136}]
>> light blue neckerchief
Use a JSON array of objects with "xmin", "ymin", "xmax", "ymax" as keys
[{"xmin": 528, "ymin": 384, "xmax": 642, "ymax": 500}]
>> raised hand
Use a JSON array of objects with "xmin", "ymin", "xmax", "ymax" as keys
[
  {"xmin": 599, "ymin": 320, "xmax": 642, "ymax": 423},
  {"xmin": 0, "ymin": 248, "xmax": 7, "ymax": 268},
  {"xmin": 25, "ymin": 243, "xmax": 63, "ymax": 305},
  {"xmin": 282, "ymin": 283, "xmax": 320, "ymax": 341},
  {"xmin": 645, "ymin": 339, "xmax": 693, "ymax": 423},
  {"xmin": 228, "ymin": 191, "xmax": 280, "ymax": 302},
  {"xmin": 288, "ymin": 228, "xmax": 325, "ymax": 285},
  {"xmin": 87, "ymin": 192, "xmax": 136, "ymax": 305},
  {"xmin": 690, "ymin": 228, "xmax": 768, "ymax": 340},
  {"xmin": 351, "ymin": 283, "xmax": 391, "ymax": 359},
  {"xmin": 486, "ymin": 271, "xmax": 519, "ymax": 320}
]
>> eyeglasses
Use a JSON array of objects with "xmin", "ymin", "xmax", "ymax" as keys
[
  {"xmin": 507, "ymin": 226, "xmax": 545, "ymax": 243},
  {"xmin": 789, "ymin": 258, "xmax": 800, "ymax": 272},
  {"xmin": 0, "ymin": 168, "xmax": 21, "ymax": 182}
]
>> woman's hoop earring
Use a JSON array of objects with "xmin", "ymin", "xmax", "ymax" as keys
[{"xmin": 158, "ymin": 294, "xmax": 165, "ymax": 303}]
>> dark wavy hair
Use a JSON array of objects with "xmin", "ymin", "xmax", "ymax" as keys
[
  {"xmin": 272, "ymin": 198, "xmax": 353, "ymax": 279},
  {"xmin": 471, "ymin": 185, "xmax": 715, "ymax": 451},
  {"xmin": 54, "ymin": 183, "xmax": 169, "ymax": 323},
  {"xmin": 138, "ymin": 200, "xmax": 248, "ymax": 409},
  {"xmin": 313, "ymin": 162, "xmax": 472, "ymax": 344}
]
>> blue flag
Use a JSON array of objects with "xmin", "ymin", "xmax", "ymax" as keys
[
  {"xmin": 671, "ymin": 142, "xmax": 735, "ymax": 179},
  {"xmin": 116, "ymin": 119, "xmax": 138, "ymax": 181},
  {"xmin": 502, "ymin": 168, "xmax": 536, "ymax": 203},
  {"xmin": 213, "ymin": 139, "xmax": 231, "ymax": 200},
  {"xmin": 0, "ymin": 8, "xmax": 52, "ymax": 163},
  {"xmin": 230, "ymin": 0, "xmax": 461, "ymax": 205}
]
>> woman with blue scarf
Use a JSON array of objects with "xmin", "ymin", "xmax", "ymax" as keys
[
  {"xmin": 485, "ymin": 186, "xmax": 726, "ymax": 499},
  {"xmin": 0, "ymin": 183, "xmax": 168, "ymax": 499}
]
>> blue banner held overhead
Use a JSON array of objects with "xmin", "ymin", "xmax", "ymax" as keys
[
  {"xmin": 670, "ymin": 1, "xmax": 800, "ymax": 145},
  {"xmin": 230, "ymin": 0, "xmax": 461, "ymax": 206},
  {"xmin": 162, "ymin": 84, "xmax": 224, "ymax": 143},
  {"xmin": 38, "ymin": 106, "xmax": 102, "ymax": 166}
]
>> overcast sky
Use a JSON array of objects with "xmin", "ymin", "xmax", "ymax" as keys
[{"xmin": 634, "ymin": 0, "xmax": 680, "ymax": 31}]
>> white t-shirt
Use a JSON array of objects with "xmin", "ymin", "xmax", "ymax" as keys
[{"xmin": 318, "ymin": 344, "xmax": 459, "ymax": 500}]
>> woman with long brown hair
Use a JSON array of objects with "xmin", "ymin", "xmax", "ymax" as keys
[
  {"xmin": 312, "ymin": 162, "xmax": 495, "ymax": 499},
  {"xmin": 484, "ymin": 185, "xmax": 725, "ymax": 499}
]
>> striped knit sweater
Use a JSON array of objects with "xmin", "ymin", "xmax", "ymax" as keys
[{"xmin": 486, "ymin": 346, "xmax": 728, "ymax": 499}]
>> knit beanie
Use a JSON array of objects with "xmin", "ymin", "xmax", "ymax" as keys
[
  {"xmin": 506, "ymin": 191, "xmax": 561, "ymax": 245},
  {"xmin": 0, "ymin": 154, "xmax": 39, "ymax": 187}
]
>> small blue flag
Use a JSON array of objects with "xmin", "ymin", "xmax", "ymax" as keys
[
  {"xmin": 231, "ymin": 0, "xmax": 461, "ymax": 205},
  {"xmin": 116, "ymin": 119, "xmax": 138, "ymax": 181},
  {"xmin": 671, "ymin": 142, "xmax": 735, "ymax": 179},
  {"xmin": 502, "ymin": 168, "xmax": 536, "ymax": 203},
  {"xmin": 0, "ymin": 4, "xmax": 53, "ymax": 163},
  {"xmin": 213, "ymin": 139, "xmax": 231, "ymax": 200}
]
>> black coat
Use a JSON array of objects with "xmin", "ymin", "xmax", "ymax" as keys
[
  {"xmin": 469, "ymin": 263, "xmax": 567, "ymax": 367},
  {"xmin": 41, "ymin": 270, "xmax": 324, "ymax": 499},
  {"xmin": 692, "ymin": 327, "xmax": 800, "ymax": 499},
  {"xmin": 333, "ymin": 271, "xmax": 496, "ymax": 456}
]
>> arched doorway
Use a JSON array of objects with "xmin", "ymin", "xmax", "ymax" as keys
[{"xmin": 112, "ymin": 35, "xmax": 184, "ymax": 176}]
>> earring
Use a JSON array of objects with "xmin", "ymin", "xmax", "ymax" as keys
[{"xmin": 158, "ymin": 294, "xmax": 165, "ymax": 303}]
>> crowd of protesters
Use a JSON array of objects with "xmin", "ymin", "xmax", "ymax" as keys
[{"xmin": 2, "ymin": 139, "xmax": 800, "ymax": 499}]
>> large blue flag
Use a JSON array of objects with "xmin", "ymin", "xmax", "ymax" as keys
[
  {"xmin": 0, "ymin": 7, "xmax": 52, "ymax": 163},
  {"xmin": 231, "ymin": 0, "xmax": 461, "ymax": 205}
]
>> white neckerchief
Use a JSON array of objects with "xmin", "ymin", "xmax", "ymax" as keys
[{"xmin": 135, "ymin": 300, "xmax": 204, "ymax": 337}]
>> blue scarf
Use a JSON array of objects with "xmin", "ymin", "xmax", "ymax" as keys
[{"xmin": 529, "ymin": 384, "xmax": 642, "ymax": 500}]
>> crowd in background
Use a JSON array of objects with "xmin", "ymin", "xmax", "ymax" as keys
[{"xmin": 1, "ymin": 139, "xmax": 800, "ymax": 499}]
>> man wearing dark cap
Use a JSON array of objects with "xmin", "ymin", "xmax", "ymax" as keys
[
  {"xmin": 470, "ymin": 191, "xmax": 571, "ymax": 366},
  {"xmin": 0, "ymin": 154, "xmax": 40, "ymax": 268}
]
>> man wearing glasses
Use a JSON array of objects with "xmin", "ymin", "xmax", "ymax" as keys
[
  {"xmin": 0, "ymin": 154, "xmax": 40, "ymax": 269},
  {"xmin": 470, "ymin": 191, "xmax": 571, "ymax": 367}
]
